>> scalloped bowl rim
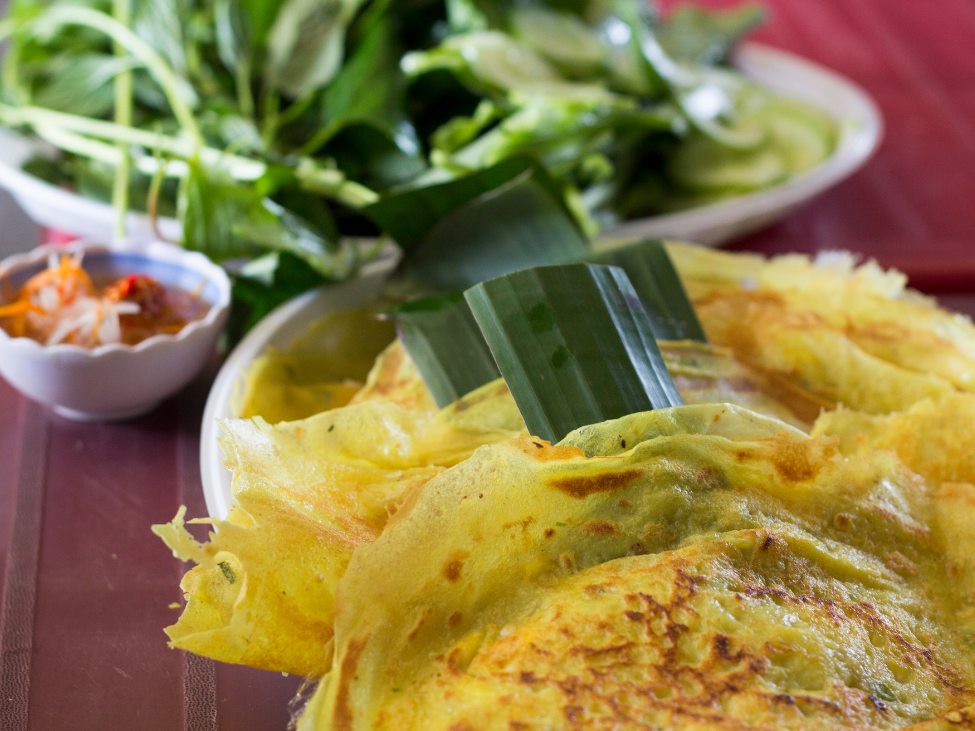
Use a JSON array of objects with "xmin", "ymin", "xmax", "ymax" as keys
[{"xmin": 0, "ymin": 239, "xmax": 231, "ymax": 357}]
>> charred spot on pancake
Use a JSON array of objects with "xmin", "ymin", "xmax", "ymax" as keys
[
  {"xmin": 548, "ymin": 469, "xmax": 644, "ymax": 498},
  {"xmin": 695, "ymin": 466, "xmax": 726, "ymax": 489},
  {"xmin": 333, "ymin": 636, "xmax": 368, "ymax": 731},
  {"xmin": 502, "ymin": 516, "xmax": 536, "ymax": 533},
  {"xmin": 582, "ymin": 519, "xmax": 620, "ymax": 537},
  {"xmin": 443, "ymin": 551, "xmax": 470, "ymax": 582},
  {"xmin": 885, "ymin": 551, "xmax": 918, "ymax": 576},
  {"xmin": 448, "ymin": 612, "xmax": 463, "ymax": 628},
  {"xmin": 407, "ymin": 610, "xmax": 430, "ymax": 641},
  {"xmin": 761, "ymin": 433, "xmax": 837, "ymax": 483},
  {"xmin": 544, "ymin": 528, "xmax": 556, "ymax": 538}
]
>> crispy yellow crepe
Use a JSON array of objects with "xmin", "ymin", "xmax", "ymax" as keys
[
  {"xmin": 153, "ymin": 350, "xmax": 525, "ymax": 676},
  {"xmin": 667, "ymin": 243, "xmax": 975, "ymax": 413},
  {"xmin": 157, "ymin": 245, "xmax": 975, "ymax": 695},
  {"xmin": 303, "ymin": 405, "xmax": 975, "ymax": 731},
  {"xmin": 813, "ymin": 392, "xmax": 975, "ymax": 487},
  {"xmin": 154, "ymin": 335, "xmax": 829, "ymax": 676}
]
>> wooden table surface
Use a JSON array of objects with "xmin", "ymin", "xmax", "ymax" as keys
[{"xmin": 3, "ymin": 0, "xmax": 975, "ymax": 728}]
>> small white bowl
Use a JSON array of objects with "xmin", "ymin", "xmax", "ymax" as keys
[{"xmin": 0, "ymin": 240, "xmax": 230, "ymax": 421}]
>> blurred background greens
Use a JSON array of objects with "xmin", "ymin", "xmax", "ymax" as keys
[{"xmin": 0, "ymin": 0, "xmax": 836, "ymax": 336}]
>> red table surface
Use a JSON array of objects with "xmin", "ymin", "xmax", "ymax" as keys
[{"xmin": 2, "ymin": 0, "xmax": 975, "ymax": 729}]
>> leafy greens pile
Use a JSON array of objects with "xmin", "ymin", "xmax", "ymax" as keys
[{"xmin": 0, "ymin": 0, "xmax": 833, "ymax": 335}]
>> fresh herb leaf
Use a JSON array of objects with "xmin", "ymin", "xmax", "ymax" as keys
[
  {"xmin": 214, "ymin": 0, "xmax": 255, "ymax": 117},
  {"xmin": 401, "ymin": 164, "xmax": 589, "ymax": 291},
  {"xmin": 180, "ymin": 160, "xmax": 263, "ymax": 261},
  {"xmin": 657, "ymin": 3, "xmax": 766, "ymax": 66},
  {"xmin": 264, "ymin": 0, "xmax": 365, "ymax": 98},
  {"xmin": 293, "ymin": 15, "xmax": 418, "ymax": 162},
  {"xmin": 33, "ymin": 53, "xmax": 138, "ymax": 117},
  {"xmin": 217, "ymin": 560, "xmax": 237, "ymax": 583},
  {"xmin": 365, "ymin": 155, "xmax": 546, "ymax": 251}
]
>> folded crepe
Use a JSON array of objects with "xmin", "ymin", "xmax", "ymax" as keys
[
  {"xmin": 153, "ymin": 338, "xmax": 823, "ymax": 676},
  {"xmin": 302, "ymin": 404, "xmax": 975, "ymax": 730},
  {"xmin": 153, "ymin": 344, "xmax": 525, "ymax": 676},
  {"xmin": 668, "ymin": 243, "xmax": 975, "ymax": 413},
  {"xmin": 155, "ymin": 246, "xmax": 975, "ymax": 683}
]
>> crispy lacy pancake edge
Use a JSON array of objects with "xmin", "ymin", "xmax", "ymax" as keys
[
  {"xmin": 813, "ymin": 392, "xmax": 975, "ymax": 486},
  {"xmin": 665, "ymin": 242, "xmax": 975, "ymax": 412}
]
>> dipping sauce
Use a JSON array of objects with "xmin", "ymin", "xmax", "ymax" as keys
[{"xmin": 0, "ymin": 253, "xmax": 210, "ymax": 347}]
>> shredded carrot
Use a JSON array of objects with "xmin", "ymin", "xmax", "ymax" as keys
[
  {"xmin": 0, "ymin": 300, "xmax": 38, "ymax": 317},
  {"xmin": 0, "ymin": 253, "xmax": 209, "ymax": 347}
]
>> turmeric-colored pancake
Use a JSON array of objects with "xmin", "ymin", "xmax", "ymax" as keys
[
  {"xmin": 157, "ymin": 245, "xmax": 975, "ymax": 689},
  {"xmin": 303, "ymin": 405, "xmax": 975, "ymax": 730},
  {"xmin": 813, "ymin": 392, "xmax": 975, "ymax": 486},
  {"xmin": 667, "ymin": 242, "xmax": 975, "ymax": 413},
  {"xmin": 153, "ymin": 365, "xmax": 525, "ymax": 676}
]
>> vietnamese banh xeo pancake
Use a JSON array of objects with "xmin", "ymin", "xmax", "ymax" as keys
[
  {"xmin": 153, "ymin": 336, "xmax": 824, "ymax": 676},
  {"xmin": 666, "ymin": 242, "xmax": 975, "ymax": 413},
  {"xmin": 155, "ymin": 244, "xmax": 975, "ymax": 695},
  {"xmin": 301, "ymin": 404, "xmax": 975, "ymax": 731},
  {"xmin": 153, "ymin": 345, "xmax": 524, "ymax": 675}
]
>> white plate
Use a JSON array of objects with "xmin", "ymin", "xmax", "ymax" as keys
[
  {"xmin": 0, "ymin": 43, "xmax": 880, "ymax": 249},
  {"xmin": 199, "ymin": 244, "xmax": 401, "ymax": 519}
]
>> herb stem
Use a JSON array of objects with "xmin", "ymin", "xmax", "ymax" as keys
[
  {"xmin": 295, "ymin": 120, "xmax": 341, "ymax": 158},
  {"xmin": 29, "ymin": 6, "xmax": 202, "ymax": 144},
  {"xmin": 260, "ymin": 91, "xmax": 280, "ymax": 150},
  {"xmin": 0, "ymin": 23, "xmax": 28, "ymax": 106},
  {"xmin": 0, "ymin": 104, "xmax": 264, "ymax": 180},
  {"xmin": 293, "ymin": 159, "xmax": 379, "ymax": 207},
  {"xmin": 276, "ymin": 91, "xmax": 317, "ymax": 130},
  {"xmin": 235, "ymin": 58, "xmax": 255, "ymax": 120},
  {"xmin": 111, "ymin": 0, "xmax": 133, "ymax": 240}
]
